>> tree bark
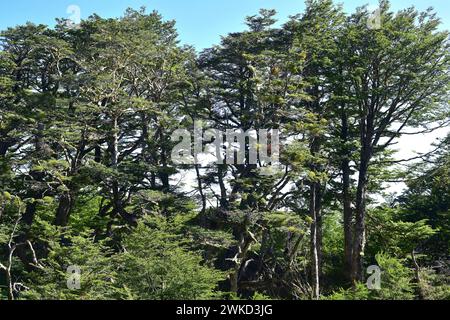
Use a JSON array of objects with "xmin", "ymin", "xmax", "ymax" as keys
[
  {"xmin": 340, "ymin": 110, "xmax": 354, "ymax": 282},
  {"xmin": 0, "ymin": 141, "xmax": 11, "ymax": 157},
  {"xmin": 54, "ymin": 192, "xmax": 76, "ymax": 226},
  {"xmin": 310, "ymin": 182, "xmax": 321, "ymax": 299},
  {"xmin": 352, "ymin": 152, "xmax": 370, "ymax": 283},
  {"xmin": 412, "ymin": 250, "xmax": 425, "ymax": 300},
  {"xmin": 109, "ymin": 116, "xmax": 135, "ymax": 225},
  {"xmin": 194, "ymin": 164, "xmax": 207, "ymax": 214},
  {"xmin": 111, "ymin": 116, "xmax": 121, "ymax": 214},
  {"xmin": 217, "ymin": 165, "xmax": 229, "ymax": 209},
  {"xmin": 342, "ymin": 158, "xmax": 354, "ymax": 282},
  {"xmin": 351, "ymin": 104, "xmax": 375, "ymax": 284}
]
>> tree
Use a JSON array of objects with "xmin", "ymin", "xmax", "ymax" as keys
[
  {"xmin": 0, "ymin": 2, "xmax": 449, "ymax": 301},
  {"xmin": 337, "ymin": 1, "xmax": 449, "ymax": 282}
]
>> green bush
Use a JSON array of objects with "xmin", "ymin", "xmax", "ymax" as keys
[
  {"xmin": 373, "ymin": 253, "xmax": 415, "ymax": 300},
  {"xmin": 326, "ymin": 253, "xmax": 415, "ymax": 300},
  {"xmin": 115, "ymin": 217, "xmax": 225, "ymax": 300},
  {"xmin": 21, "ymin": 230, "xmax": 122, "ymax": 300}
]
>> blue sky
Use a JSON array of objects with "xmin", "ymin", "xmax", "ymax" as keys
[{"xmin": 0, "ymin": 0, "xmax": 449, "ymax": 50}]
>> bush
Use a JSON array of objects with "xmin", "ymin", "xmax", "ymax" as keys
[
  {"xmin": 373, "ymin": 253, "xmax": 415, "ymax": 300},
  {"xmin": 21, "ymin": 230, "xmax": 122, "ymax": 300},
  {"xmin": 326, "ymin": 253, "xmax": 415, "ymax": 300},
  {"xmin": 115, "ymin": 217, "xmax": 225, "ymax": 300}
]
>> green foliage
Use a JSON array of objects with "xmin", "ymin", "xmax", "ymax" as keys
[
  {"xmin": 251, "ymin": 292, "xmax": 273, "ymax": 300},
  {"xmin": 0, "ymin": 2, "xmax": 449, "ymax": 301},
  {"xmin": 419, "ymin": 268, "xmax": 450, "ymax": 300},
  {"xmin": 399, "ymin": 138, "xmax": 450, "ymax": 259},
  {"xmin": 326, "ymin": 282, "xmax": 371, "ymax": 300},
  {"xmin": 16, "ymin": 208, "xmax": 225, "ymax": 300},
  {"xmin": 115, "ymin": 217, "xmax": 225, "ymax": 300},
  {"xmin": 367, "ymin": 206, "xmax": 436, "ymax": 258},
  {"xmin": 326, "ymin": 253, "xmax": 415, "ymax": 300},
  {"xmin": 21, "ymin": 230, "xmax": 122, "ymax": 300},
  {"xmin": 373, "ymin": 253, "xmax": 415, "ymax": 300}
]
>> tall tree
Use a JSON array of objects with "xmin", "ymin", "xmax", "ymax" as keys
[
  {"xmin": 338, "ymin": 1, "xmax": 449, "ymax": 282},
  {"xmin": 283, "ymin": 0, "xmax": 345, "ymax": 298}
]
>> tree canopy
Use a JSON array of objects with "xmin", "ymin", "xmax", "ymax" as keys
[{"xmin": 0, "ymin": 1, "xmax": 449, "ymax": 300}]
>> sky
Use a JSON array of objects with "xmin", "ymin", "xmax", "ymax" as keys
[
  {"xmin": 1, "ymin": 0, "xmax": 449, "ymax": 196},
  {"xmin": 0, "ymin": 0, "xmax": 449, "ymax": 50}
]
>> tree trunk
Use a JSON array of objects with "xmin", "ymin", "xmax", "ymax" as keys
[
  {"xmin": 316, "ymin": 185, "xmax": 323, "ymax": 276},
  {"xmin": 194, "ymin": 164, "xmax": 207, "ymax": 214},
  {"xmin": 229, "ymin": 227, "xmax": 254, "ymax": 294},
  {"xmin": 341, "ymin": 109, "xmax": 353, "ymax": 282},
  {"xmin": 342, "ymin": 158, "xmax": 353, "ymax": 282},
  {"xmin": 94, "ymin": 145, "xmax": 102, "ymax": 163},
  {"xmin": 111, "ymin": 116, "xmax": 120, "ymax": 213},
  {"xmin": 109, "ymin": 116, "xmax": 137, "ymax": 226},
  {"xmin": 217, "ymin": 165, "xmax": 228, "ymax": 209},
  {"xmin": 5, "ymin": 250, "xmax": 14, "ymax": 300},
  {"xmin": 110, "ymin": 116, "xmax": 124, "ymax": 220},
  {"xmin": 0, "ymin": 141, "xmax": 11, "ymax": 157},
  {"xmin": 352, "ymin": 155, "xmax": 369, "ymax": 283},
  {"xmin": 158, "ymin": 127, "xmax": 170, "ymax": 192},
  {"xmin": 55, "ymin": 192, "xmax": 76, "ymax": 226},
  {"xmin": 412, "ymin": 250, "xmax": 425, "ymax": 300},
  {"xmin": 16, "ymin": 122, "xmax": 48, "ymax": 265},
  {"xmin": 310, "ymin": 182, "xmax": 321, "ymax": 299},
  {"xmin": 338, "ymin": 75, "xmax": 355, "ymax": 283}
]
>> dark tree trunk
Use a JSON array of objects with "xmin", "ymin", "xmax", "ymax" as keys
[
  {"xmin": 94, "ymin": 145, "xmax": 102, "ymax": 163},
  {"xmin": 55, "ymin": 192, "xmax": 76, "ymax": 226},
  {"xmin": 0, "ymin": 141, "xmax": 11, "ymax": 157},
  {"xmin": 342, "ymin": 158, "xmax": 353, "ymax": 281},
  {"xmin": 195, "ymin": 164, "xmax": 207, "ymax": 214},
  {"xmin": 15, "ymin": 201, "xmax": 37, "ymax": 266},
  {"xmin": 217, "ymin": 164, "xmax": 229, "ymax": 209},
  {"xmin": 111, "ymin": 116, "xmax": 121, "ymax": 215},
  {"xmin": 351, "ymin": 151, "xmax": 370, "ymax": 283},
  {"xmin": 340, "ymin": 110, "xmax": 354, "ymax": 282},
  {"xmin": 16, "ymin": 122, "xmax": 48, "ymax": 265},
  {"xmin": 108, "ymin": 116, "xmax": 137, "ymax": 226},
  {"xmin": 351, "ymin": 104, "xmax": 374, "ymax": 284},
  {"xmin": 159, "ymin": 159, "xmax": 170, "ymax": 191}
]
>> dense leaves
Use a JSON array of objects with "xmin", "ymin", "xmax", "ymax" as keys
[{"xmin": 0, "ymin": 1, "xmax": 449, "ymax": 300}]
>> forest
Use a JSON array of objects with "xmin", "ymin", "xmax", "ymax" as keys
[{"xmin": 0, "ymin": 0, "xmax": 449, "ymax": 300}]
